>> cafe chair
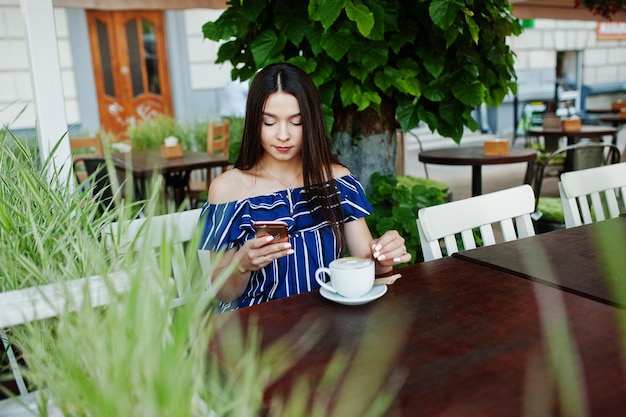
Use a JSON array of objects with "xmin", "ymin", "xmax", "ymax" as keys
[
  {"xmin": 106, "ymin": 208, "xmax": 205, "ymax": 302},
  {"xmin": 0, "ymin": 209, "xmax": 206, "ymax": 416},
  {"xmin": 69, "ymin": 135, "xmax": 104, "ymax": 184},
  {"xmin": 559, "ymin": 162, "xmax": 626, "ymax": 228},
  {"xmin": 72, "ymin": 157, "xmax": 140, "ymax": 216},
  {"xmin": 188, "ymin": 119, "xmax": 232, "ymax": 208},
  {"xmin": 417, "ymin": 184, "xmax": 536, "ymax": 261},
  {"xmin": 531, "ymin": 142, "xmax": 621, "ymax": 232},
  {"xmin": 0, "ymin": 271, "xmax": 132, "ymax": 416}
]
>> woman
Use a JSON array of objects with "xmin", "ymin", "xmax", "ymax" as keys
[{"xmin": 199, "ymin": 63, "xmax": 410, "ymax": 311}]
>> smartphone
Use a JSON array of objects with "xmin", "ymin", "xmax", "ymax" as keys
[{"xmin": 254, "ymin": 220, "xmax": 289, "ymax": 243}]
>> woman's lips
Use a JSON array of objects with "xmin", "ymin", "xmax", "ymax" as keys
[{"xmin": 275, "ymin": 146, "xmax": 291, "ymax": 153}]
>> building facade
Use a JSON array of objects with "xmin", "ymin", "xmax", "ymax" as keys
[{"xmin": 0, "ymin": 2, "xmax": 624, "ymax": 140}]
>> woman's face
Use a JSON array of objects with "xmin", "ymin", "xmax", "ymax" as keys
[{"xmin": 260, "ymin": 92, "xmax": 303, "ymax": 161}]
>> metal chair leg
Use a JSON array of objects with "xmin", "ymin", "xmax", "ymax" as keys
[
  {"xmin": 405, "ymin": 130, "xmax": 429, "ymax": 178},
  {"xmin": 1, "ymin": 332, "xmax": 28, "ymax": 395}
]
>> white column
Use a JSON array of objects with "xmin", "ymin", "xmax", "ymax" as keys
[{"xmin": 19, "ymin": 0, "xmax": 72, "ymax": 184}]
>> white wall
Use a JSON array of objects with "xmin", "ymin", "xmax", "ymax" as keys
[
  {"xmin": 0, "ymin": 2, "xmax": 78, "ymax": 130},
  {"xmin": 183, "ymin": 8, "xmax": 231, "ymax": 90}
]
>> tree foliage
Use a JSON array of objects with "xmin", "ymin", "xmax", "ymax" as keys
[
  {"xmin": 203, "ymin": 0, "xmax": 522, "ymax": 143},
  {"xmin": 575, "ymin": 0, "xmax": 626, "ymax": 19}
]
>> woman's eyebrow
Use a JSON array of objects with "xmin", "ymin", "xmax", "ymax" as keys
[{"xmin": 263, "ymin": 111, "xmax": 302, "ymax": 118}]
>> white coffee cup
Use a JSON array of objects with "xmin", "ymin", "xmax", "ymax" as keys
[{"xmin": 315, "ymin": 257, "xmax": 375, "ymax": 299}]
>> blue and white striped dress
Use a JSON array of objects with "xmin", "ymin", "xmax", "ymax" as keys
[{"xmin": 198, "ymin": 174, "xmax": 373, "ymax": 311}]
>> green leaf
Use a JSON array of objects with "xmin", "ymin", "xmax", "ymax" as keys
[
  {"xmin": 441, "ymin": 28, "xmax": 457, "ymax": 48},
  {"xmin": 287, "ymin": 56, "xmax": 316, "ymax": 74},
  {"xmin": 311, "ymin": 62, "xmax": 334, "ymax": 86},
  {"xmin": 422, "ymin": 83, "xmax": 446, "ymax": 102},
  {"xmin": 202, "ymin": 19, "xmax": 237, "ymax": 41},
  {"xmin": 465, "ymin": 14, "xmax": 480, "ymax": 44},
  {"xmin": 422, "ymin": 53, "xmax": 445, "ymax": 79},
  {"xmin": 250, "ymin": 30, "xmax": 279, "ymax": 66},
  {"xmin": 430, "ymin": 0, "xmax": 462, "ymax": 30},
  {"xmin": 374, "ymin": 69, "xmax": 395, "ymax": 92},
  {"xmin": 452, "ymin": 81, "xmax": 484, "ymax": 106},
  {"xmin": 346, "ymin": 1, "xmax": 375, "ymax": 37},
  {"xmin": 357, "ymin": 91, "xmax": 381, "ymax": 111},
  {"xmin": 406, "ymin": 78, "xmax": 422, "ymax": 97},
  {"xmin": 304, "ymin": 25, "xmax": 324, "ymax": 56},
  {"xmin": 340, "ymin": 80, "xmax": 360, "ymax": 107},
  {"xmin": 363, "ymin": 0, "xmax": 386, "ymax": 40},
  {"xmin": 310, "ymin": 0, "xmax": 346, "ymax": 30},
  {"xmin": 216, "ymin": 41, "xmax": 241, "ymax": 64},
  {"xmin": 320, "ymin": 28, "xmax": 353, "ymax": 61},
  {"xmin": 275, "ymin": 7, "xmax": 310, "ymax": 46},
  {"xmin": 396, "ymin": 97, "xmax": 420, "ymax": 133},
  {"xmin": 361, "ymin": 42, "xmax": 388, "ymax": 72},
  {"xmin": 349, "ymin": 65, "xmax": 369, "ymax": 83}
]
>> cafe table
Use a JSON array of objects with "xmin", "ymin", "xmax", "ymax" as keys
[
  {"xmin": 586, "ymin": 107, "xmax": 620, "ymax": 114},
  {"xmin": 113, "ymin": 149, "xmax": 228, "ymax": 208},
  {"xmin": 214, "ymin": 256, "xmax": 626, "ymax": 416},
  {"xmin": 452, "ymin": 216, "xmax": 626, "ymax": 310},
  {"xmin": 526, "ymin": 125, "xmax": 618, "ymax": 151},
  {"xmin": 418, "ymin": 146, "xmax": 537, "ymax": 196},
  {"xmin": 600, "ymin": 113, "xmax": 626, "ymax": 129}
]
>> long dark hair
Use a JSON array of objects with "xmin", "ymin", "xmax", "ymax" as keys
[{"xmin": 235, "ymin": 63, "xmax": 344, "ymax": 243}]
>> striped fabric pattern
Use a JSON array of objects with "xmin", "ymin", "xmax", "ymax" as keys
[{"xmin": 198, "ymin": 174, "xmax": 373, "ymax": 311}]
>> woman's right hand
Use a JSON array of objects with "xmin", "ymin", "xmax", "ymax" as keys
[{"xmin": 235, "ymin": 235, "xmax": 294, "ymax": 273}]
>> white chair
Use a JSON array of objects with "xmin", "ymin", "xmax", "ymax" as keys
[
  {"xmin": 0, "ymin": 271, "xmax": 130, "ymax": 416},
  {"xmin": 0, "ymin": 209, "xmax": 207, "ymax": 416},
  {"xmin": 417, "ymin": 185, "xmax": 536, "ymax": 261},
  {"xmin": 105, "ymin": 208, "xmax": 205, "ymax": 303},
  {"xmin": 559, "ymin": 162, "xmax": 626, "ymax": 228}
]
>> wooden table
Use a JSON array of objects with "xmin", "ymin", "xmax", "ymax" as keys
[
  {"xmin": 527, "ymin": 125, "xmax": 618, "ymax": 151},
  {"xmin": 418, "ymin": 147, "xmax": 537, "ymax": 196},
  {"xmin": 586, "ymin": 107, "xmax": 620, "ymax": 114},
  {"xmin": 114, "ymin": 150, "xmax": 228, "ymax": 207},
  {"xmin": 600, "ymin": 114, "xmax": 626, "ymax": 129},
  {"xmin": 453, "ymin": 216, "xmax": 626, "ymax": 309},
  {"xmin": 215, "ymin": 256, "xmax": 626, "ymax": 416}
]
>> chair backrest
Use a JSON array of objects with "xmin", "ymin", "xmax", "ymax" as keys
[
  {"xmin": 0, "ymin": 271, "xmax": 131, "ymax": 409},
  {"xmin": 70, "ymin": 136, "xmax": 104, "ymax": 183},
  {"xmin": 106, "ymin": 209, "xmax": 204, "ymax": 300},
  {"xmin": 0, "ymin": 209, "xmax": 205, "ymax": 412},
  {"xmin": 207, "ymin": 119, "xmax": 230, "ymax": 157},
  {"xmin": 559, "ymin": 162, "xmax": 626, "ymax": 228},
  {"xmin": 417, "ymin": 185, "xmax": 536, "ymax": 261},
  {"xmin": 533, "ymin": 141, "xmax": 621, "ymax": 211},
  {"xmin": 73, "ymin": 157, "xmax": 129, "ymax": 214}
]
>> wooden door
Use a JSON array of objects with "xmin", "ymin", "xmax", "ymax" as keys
[{"xmin": 87, "ymin": 10, "xmax": 172, "ymax": 137}]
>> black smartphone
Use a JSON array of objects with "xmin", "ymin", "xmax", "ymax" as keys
[{"xmin": 254, "ymin": 220, "xmax": 289, "ymax": 243}]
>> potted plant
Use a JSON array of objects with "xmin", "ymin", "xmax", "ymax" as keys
[{"xmin": 366, "ymin": 173, "xmax": 449, "ymax": 264}]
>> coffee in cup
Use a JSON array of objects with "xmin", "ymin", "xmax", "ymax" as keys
[{"xmin": 315, "ymin": 257, "xmax": 375, "ymax": 299}]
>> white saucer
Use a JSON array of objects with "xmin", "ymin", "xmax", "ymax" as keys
[{"xmin": 319, "ymin": 284, "xmax": 387, "ymax": 306}]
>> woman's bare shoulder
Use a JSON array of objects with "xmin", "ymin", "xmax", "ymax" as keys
[
  {"xmin": 208, "ymin": 169, "xmax": 258, "ymax": 204},
  {"xmin": 331, "ymin": 163, "xmax": 351, "ymax": 178}
]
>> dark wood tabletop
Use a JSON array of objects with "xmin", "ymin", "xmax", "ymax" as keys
[
  {"xmin": 114, "ymin": 149, "xmax": 228, "ymax": 176},
  {"xmin": 527, "ymin": 125, "xmax": 618, "ymax": 146},
  {"xmin": 214, "ymin": 256, "xmax": 626, "ymax": 416},
  {"xmin": 600, "ymin": 114, "xmax": 626, "ymax": 128},
  {"xmin": 586, "ymin": 107, "xmax": 620, "ymax": 114},
  {"xmin": 453, "ymin": 216, "xmax": 626, "ymax": 309},
  {"xmin": 114, "ymin": 150, "xmax": 228, "ymax": 206},
  {"xmin": 418, "ymin": 147, "xmax": 537, "ymax": 196}
]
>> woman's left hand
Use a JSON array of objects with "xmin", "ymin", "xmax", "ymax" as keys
[{"xmin": 370, "ymin": 230, "xmax": 411, "ymax": 267}]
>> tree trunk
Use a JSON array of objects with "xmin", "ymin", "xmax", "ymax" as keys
[{"xmin": 331, "ymin": 101, "xmax": 397, "ymax": 193}]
